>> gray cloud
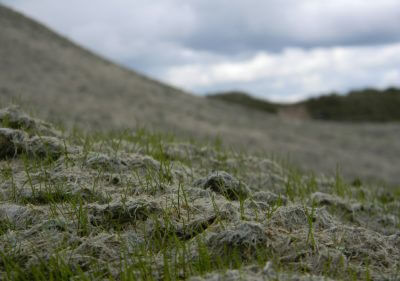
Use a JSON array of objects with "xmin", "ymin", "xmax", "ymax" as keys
[
  {"xmin": 5, "ymin": 0, "xmax": 400, "ymax": 55},
  {"xmin": 180, "ymin": 0, "xmax": 400, "ymax": 53},
  {"xmin": 2, "ymin": 0, "xmax": 400, "ymax": 101}
]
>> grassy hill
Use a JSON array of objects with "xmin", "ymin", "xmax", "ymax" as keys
[
  {"xmin": 1, "ymin": 2, "xmax": 400, "ymax": 187},
  {"xmin": 207, "ymin": 91, "xmax": 279, "ymax": 114},
  {"xmin": 304, "ymin": 87, "xmax": 400, "ymax": 122},
  {"xmin": 208, "ymin": 88, "xmax": 400, "ymax": 122}
]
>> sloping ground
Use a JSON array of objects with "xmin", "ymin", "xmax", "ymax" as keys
[
  {"xmin": 207, "ymin": 91, "xmax": 279, "ymax": 114},
  {"xmin": 208, "ymin": 88, "xmax": 400, "ymax": 122},
  {"xmin": 303, "ymin": 88, "xmax": 400, "ymax": 122},
  {"xmin": 0, "ymin": 108, "xmax": 399, "ymax": 280},
  {"xmin": 1, "ymin": 4, "xmax": 400, "ymax": 186}
]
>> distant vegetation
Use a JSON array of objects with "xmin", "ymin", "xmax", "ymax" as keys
[
  {"xmin": 208, "ymin": 87, "xmax": 400, "ymax": 122},
  {"xmin": 207, "ymin": 91, "xmax": 279, "ymax": 114},
  {"xmin": 303, "ymin": 87, "xmax": 400, "ymax": 122}
]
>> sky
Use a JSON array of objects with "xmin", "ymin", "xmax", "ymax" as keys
[{"xmin": 2, "ymin": 0, "xmax": 400, "ymax": 102}]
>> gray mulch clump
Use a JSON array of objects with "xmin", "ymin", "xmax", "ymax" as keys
[
  {"xmin": 0, "ymin": 106, "xmax": 59, "ymax": 136},
  {"xmin": 194, "ymin": 171, "xmax": 250, "ymax": 200},
  {"xmin": 189, "ymin": 262, "xmax": 334, "ymax": 281},
  {"xmin": 206, "ymin": 221, "xmax": 267, "ymax": 260},
  {"xmin": 89, "ymin": 198, "xmax": 162, "ymax": 225},
  {"xmin": 0, "ymin": 128, "xmax": 26, "ymax": 158},
  {"xmin": 0, "ymin": 128, "xmax": 64, "ymax": 160}
]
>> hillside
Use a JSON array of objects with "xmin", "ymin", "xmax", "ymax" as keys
[
  {"xmin": 304, "ymin": 87, "xmax": 400, "ymax": 122},
  {"xmin": 1, "ymin": 3, "xmax": 400, "ymax": 186},
  {"xmin": 0, "ymin": 107, "xmax": 399, "ymax": 280},
  {"xmin": 207, "ymin": 91, "xmax": 279, "ymax": 114},
  {"xmin": 208, "ymin": 88, "xmax": 400, "ymax": 122}
]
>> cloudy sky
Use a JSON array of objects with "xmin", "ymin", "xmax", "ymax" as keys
[{"xmin": 2, "ymin": 0, "xmax": 400, "ymax": 102}]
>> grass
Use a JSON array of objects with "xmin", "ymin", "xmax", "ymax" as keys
[{"xmin": 0, "ymin": 111, "xmax": 399, "ymax": 280}]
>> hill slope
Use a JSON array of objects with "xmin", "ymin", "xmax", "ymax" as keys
[
  {"xmin": 1, "ymin": 4, "xmax": 400, "ymax": 185},
  {"xmin": 207, "ymin": 91, "xmax": 279, "ymax": 114},
  {"xmin": 304, "ymin": 87, "xmax": 400, "ymax": 122},
  {"xmin": 208, "ymin": 88, "xmax": 400, "ymax": 122}
]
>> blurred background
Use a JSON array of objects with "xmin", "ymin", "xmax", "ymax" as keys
[
  {"xmin": 1, "ymin": 0, "xmax": 399, "ymax": 185},
  {"xmin": 2, "ymin": 0, "xmax": 400, "ymax": 102}
]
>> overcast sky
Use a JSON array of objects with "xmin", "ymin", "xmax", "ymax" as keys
[{"xmin": 2, "ymin": 0, "xmax": 400, "ymax": 102}]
